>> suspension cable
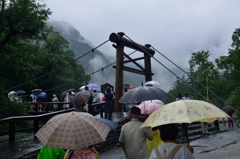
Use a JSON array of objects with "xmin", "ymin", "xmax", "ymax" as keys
[
  {"xmin": 87, "ymin": 50, "xmax": 137, "ymax": 76},
  {"xmin": 123, "ymin": 34, "xmax": 211, "ymax": 101},
  {"xmin": 7, "ymin": 39, "xmax": 109, "ymax": 90},
  {"xmin": 150, "ymin": 46, "xmax": 240, "ymax": 114}
]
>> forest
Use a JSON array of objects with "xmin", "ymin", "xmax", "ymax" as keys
[{"xmin": 0, "ymin": 0, "xmax": 240, "ymax": 122}]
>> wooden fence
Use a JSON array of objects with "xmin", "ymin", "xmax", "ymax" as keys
[{"xmin": 0, "ymin": 102, "xmax": 105, "ymax": 141}]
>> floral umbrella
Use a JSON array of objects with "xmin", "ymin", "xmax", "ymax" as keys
[{"xmin": 141, "ymin": 100, "xmax": 230, "ymax": 145}]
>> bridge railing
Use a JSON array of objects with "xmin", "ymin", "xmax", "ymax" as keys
[{"xmin": 0, "ymin": 102, "xmax": 105, "ymax": 141}]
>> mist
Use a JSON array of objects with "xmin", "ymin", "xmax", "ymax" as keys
[{"xmin": 45, "ymin": 0, "xmax": 240, "ymax": 91}]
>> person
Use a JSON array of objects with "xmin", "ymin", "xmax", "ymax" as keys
[
  {"xmin": 182, "ymin": 93, "xmax": 190, "ymax": 100},
  {"xmin": 146, "ymin": 128, "xmax": 164, "ymax": 158},
  {"xmin": 93, "ymin": 90, "xmax": 99, "ymax": 102},
  {"xmin": 181, "ymin": 94, "xmax": 190, "ymax": 139},
  {"xmin": 119, "ymin": 107, "xmax": 153, "ymax": 159},
  {"xmin": 37, "ymin": 145, "xmax": 65, "ymax": 159},
  {"xmin": 10, "ymin": 93, "xmax": 17, "ymax": 102},
  {"xmin": 64, "ymin": 146, "xmax": 98, "ymax": 159},
  {"xmin": 227, "ymin": 111, "xmax": 234, "ymax": 128},
  {"xmin": 123, "ymin": 88, "xmax": 130, "ymax": 112},
  {"xmin": 201, "ymin": 122, "xmax": 209, "ymax": 135},
  {"xmin": 149, "ymin": 124, "xmax": 194, "ymax": 159},
  {"xmin": 213, "ymin": 119, "xmax": 220, "ymax": 131},
  {"xmin": 87, "ymin": 91, "xmax": 93, "ymax": 112},
  {"xmin": 63, "ymin": 92, "xmax": 73, "ymax": 109},
  {"xmin": 52, "ymin": 94, "xmax": 59, "ymax": 111},
  {"xmin": 104, "ymin": 88, "xmax": 113, "ymax": 120},
  {"xmin": 36, "ymin": 97, "xmax": 42, "ymax": 112},
  {"xmin": 30, "ymin": 93, "xmax": 37, "ymax": 112}
]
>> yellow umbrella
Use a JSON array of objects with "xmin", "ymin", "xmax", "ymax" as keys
[{"xmin": 141, "ymin": 100, "xmax": 230, "ymax": 129}]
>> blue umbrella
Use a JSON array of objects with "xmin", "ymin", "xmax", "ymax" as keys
[
  {"xmin": 97, "ymin": 118, "xmax": 119, "ymax": 130},
  {"xmin": 16, "ymin": 90, "xmax": 26, "ymax": 95},
  {"xmin": 87, "ymin": 83, "xmax": 99, "ymax": 89},
  {"xmin": 36, "ymin": 92, "xmax": 47, "ymax": 99}
]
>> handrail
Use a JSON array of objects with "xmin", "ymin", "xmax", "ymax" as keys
[{"xmin": 0, "ymin": 102, "xmax": 105, "ymax": 141}]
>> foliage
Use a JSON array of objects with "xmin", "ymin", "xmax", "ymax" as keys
[
  {"xmin": 167, "ymin": 28, "xmax": 240, "ymax": 121},
  {"xmin": 0, "ymin": 0, "xmax": 90, "ymax": 119},
  {"xmin": 163, "ymin": 75, "xmax": 192, "ymax": 104}
]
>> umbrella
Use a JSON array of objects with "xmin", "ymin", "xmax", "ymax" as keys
[
  {"xmin": 144, "ymin": 81, "xmax": 161, "ymax": 87},
  {"xmin": 72, "ymin": 90, "xmax": 91, "ymax": 106},
  {"xmin": 8, "ymin": 91, "xmax": 16, "ymax": 98},
  {"xmin": 118, "ymin": 86, "xmax": 169, "ymax": 103},
  {"xmin": 16, "ymin": 90, "xmax": 26, "ymax": 95},
  {"xmin": 79, "ymin": 86, "xmax": 86, "ymax": 91},
  {"xmin": 137, "ymin": 102, "xmax": 163, "ymax": 115},
  {"xmin": 123, "ymin": 83, "xmax": 130, "ymax": 89},
  {"xmin": 140, "ymin": 100, "xmax": 230, "ymax": 144},
  {"xmin": 141, "ymin": 100, "xmax": 164, "ymax": 105},
  {"xmin": 96, "ymin": 118, "xmax": 119, "ymax": 130},
  {"xmin": 61, "ymin": 88, "xmax": 75, "ymax": 100},
  {"xmin": 130, "ymin": 85, "xmax": 137, "ymax": 89},
  {"xmin": 31, "ymin": 89, "xmax": 42, "ymax": 93},
  {"xmin": 87, "ymin": 83, "xmax": 99, "ymax": 90},
  {"xmin": 36, "ymin": 92, "xmax": 47, "ymax": 99},
  {"xmin": 223, "ymin": 106, "xmax": 235, "ymax": 115},
  {"xmin": 35, "ymin": 112, "xmax": 110, "ymax": 150}
]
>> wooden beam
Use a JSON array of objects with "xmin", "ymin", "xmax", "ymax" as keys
[
  {"xmin": 112, "ymin": 44, "xmax": 145, "ymax": 71},
  {"xmin": 109, "ymin": 33, "xmax": 155, "ymax": 55},
  {"xmin": 123, "ymin": 57, "xmax": 145, "ymax": 64},
  {"xmin": 113, "ymin": 66, "xmax": 154, "ymax": 76}
]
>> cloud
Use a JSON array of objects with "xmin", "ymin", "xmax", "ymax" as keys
[{"xmin": 44, "ymin": 0, "xmax": 240, "ymax": 90}]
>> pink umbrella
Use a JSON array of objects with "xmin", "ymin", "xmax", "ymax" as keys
[
  {"xmin": 137, "ymin": 102, "xmax": 163, "ymax": 115},
  {"xmin": 130, "ymin": 85, "xmax": 137, "ymax": 89}
]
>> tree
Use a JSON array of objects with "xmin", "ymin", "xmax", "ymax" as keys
[
  {"xmin": 0, "ymin": 0, "xmax": 51, "ymax": 47},
  {"xmin": 188, "ymin": 50, "xmax": 219, "ymax": 101},
  {"xmin": 215, "ymin": 28, "xmax": 240, "ymax": 111}
]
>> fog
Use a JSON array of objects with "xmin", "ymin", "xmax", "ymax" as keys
[{"xmin": 44, "ymin": 0, "xmax": 240, "ymax": 91}]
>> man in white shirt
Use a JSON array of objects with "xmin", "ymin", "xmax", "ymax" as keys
[
  {"xmin": 182, "ymin": 93, "xmax": 190, "ymax": 100},
  {"xmin": 150, "ymin": 124, "xmax": 194, "ymax": 159}
]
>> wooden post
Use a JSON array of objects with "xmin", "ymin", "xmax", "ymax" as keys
[
  {"xmin": 114, "ymin": 40, "xmax": 124, "ymax": 112},
  {"xmin": 144, "ymin": 44, "xmax": 153, "ymax": 82},
  {"xmin": 144, "ymin": 53, "xmax": 152, "ymax": 82},
  {"xmin": 9, "ymin": 122, "xmax": 15, "ymax": 141}
]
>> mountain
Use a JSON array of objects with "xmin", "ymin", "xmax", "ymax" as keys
[{"xmin": 47, "ymin": 20, "xmax": 145, "ymax": 89}]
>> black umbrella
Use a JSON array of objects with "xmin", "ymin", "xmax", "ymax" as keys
[
  {"xmin": 31, "ymin": 89, "xmax": 42, "ymax": 93},
  {"xmin": 223, "ymin": 106, "xmax": 235, "ymax": 115},
  {"xmin": 118, "ymin": 86, "xmax": 169, "ymax": 103},
  {"xmin": 61, "ymin": 88, "xmax": 75, "ymax": 100}
]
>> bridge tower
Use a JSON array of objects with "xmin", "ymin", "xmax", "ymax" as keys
[{"xmin": 109, "ymin": 32, "xmax": 155, "ymax": 112}]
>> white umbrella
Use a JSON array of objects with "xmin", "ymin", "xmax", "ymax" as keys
[
  {"xmin": 144, "ymin": 81, "xmax": 161, "ymax": 87},
  {"xmin": 79, "ymin": 86, "xmax": 86, "ymax": 91},
  {"xmin": 8, "ymin": 91, "xmax": 16, "ymax": 98}
]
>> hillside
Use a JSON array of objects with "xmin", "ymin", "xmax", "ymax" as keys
[{"xmin": 47, "ymin": 20, "xmax": 145, "ymax": 88}]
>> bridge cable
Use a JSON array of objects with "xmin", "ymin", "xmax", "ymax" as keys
[
  {"xmin": 123, "ymin": 34, "xmax": 211, "ymax": 102},
  {"xmin": 7, "ymin": 40, "xmax": 110, "ymax": 90}
]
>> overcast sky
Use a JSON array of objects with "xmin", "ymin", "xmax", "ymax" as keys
[{"xmin": 44, "ymin": 0, "xmax": 240, "ymax": 91}]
